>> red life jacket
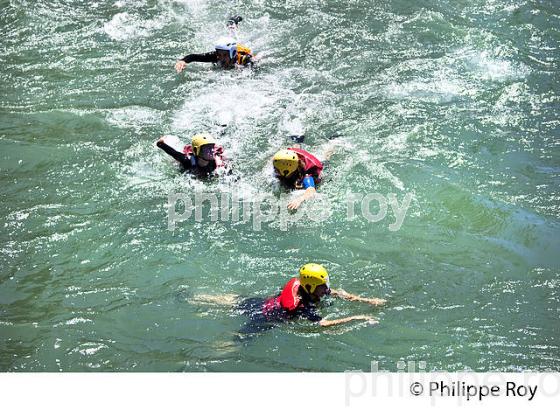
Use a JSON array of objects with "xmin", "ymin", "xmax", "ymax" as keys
[
  {"xmin": 183, "ymin": 144, "xmax": 225, "ymax": 168},
  {"xmin": 287, "ymin": 148, "xmax": 323, "ymax": 178},
  {"xmin": 262, "ymin": 278, "xmax": 302, "ymax": 317}
]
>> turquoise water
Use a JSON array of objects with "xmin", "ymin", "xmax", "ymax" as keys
[{"xmin": 0, "ymin": 0, "xmax": 559, "ymax": 371}]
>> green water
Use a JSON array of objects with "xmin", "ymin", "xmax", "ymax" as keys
[{"xmin": 1, "ymin": 0, "xmax": 559, "ymax": 371}]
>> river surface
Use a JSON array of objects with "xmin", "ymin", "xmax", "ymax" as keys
[{"xmin": 1, "ymin": 0, "xmax": 559, "ymax": 371}]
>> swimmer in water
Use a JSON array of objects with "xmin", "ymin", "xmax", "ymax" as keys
[{"xmin": 191, "ymin": 263, "xmax": 386, "ymax": 337}]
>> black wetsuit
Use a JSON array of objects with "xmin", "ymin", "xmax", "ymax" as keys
[
  {"xmin": 181, "ymin": 52, "xmax": 219, "ymax": 64},
  {"xmin": 156, "ymin": 140, "xmax": 217, "ymax": 176},
  {"xmin": 236, "ymin": 288, "xmax": 323, "ymax": 338},
  {"xmin": 180, "ymin": 51, "xmax": 254, "ymax": 68}
]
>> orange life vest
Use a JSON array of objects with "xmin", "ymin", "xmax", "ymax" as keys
[{"xmin": 235, "ymin": 44, "xmax": 253, "ymax": 65}]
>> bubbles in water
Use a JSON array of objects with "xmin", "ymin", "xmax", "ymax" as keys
[
  {"xmin": 461, "ymin": 49, "xmax": 529, "ymax": 82},
  {"xmin": 103, "ymin": 11, "xmax": 168, "ymax": 41},
  {"xmin": 105, "ymin": 106, "xmax": 164, "ymax": 130},
  {"xmin": 385, "ymin": 78, "xmax": 464, "ymax": 103}
]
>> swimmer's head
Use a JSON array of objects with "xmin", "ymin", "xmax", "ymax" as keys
[
  {"xmin": 273, "ymin": 149, "xmax": 299, "ymax": 179},
  {"xmin": 191, "ymin": 133, "xmax": 216, "ymax": 160},
  {"xmin": 299, "ymin": 263, "xmax": 330, "ymax": 301},
  {"xmin": 215, "ymin": 37, "xmax": 237, "ymax": 66}
]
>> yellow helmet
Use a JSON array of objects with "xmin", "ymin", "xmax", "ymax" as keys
[
  {"xmin": 191, "ymin": 133, "xmax": 216, "ymax": 156},
  {"xmin": 273, "ymin": 149, "xmax": 299, "ymax": 178},
  {"xmin": 299, "ymin": 263, "xmax": 329, "ymax": 294}
]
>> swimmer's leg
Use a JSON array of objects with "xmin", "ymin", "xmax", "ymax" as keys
[
  {"xmin": 290, "ymin": 135, "xmax": 305, "ymax": 144},
  {"xmin": 227, "ymin": 15, "xmax": 243, "ymax": 27},
  {"xmin": 234, "ymin": 320, "xmax": 277, "ymax": 343},
  {"xmin": 190, "ymin": 293, "xmax": 240, "ymax": 306},
  {"xmin": 232, "ymin": 297, "xmax": 278, "ymax": 342}
]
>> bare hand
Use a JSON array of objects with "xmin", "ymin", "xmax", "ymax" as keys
[
  {"xmin": 175, "ymin": 60, "xmax": 187, "ymax": 73},
  {"xmin": 353, "ymin": 315, "xmax": 378, "ymax": 325},
  {"xmin": 287, "ymin": 197, "xmax": 303, "ymax": 210},
  {"xmin": 154, "ymin": 136, "xmax": 165, "ymax": 147},
  {"xmin": 367, "ymin": 298, "xmax": 387, "ymax": 306}
]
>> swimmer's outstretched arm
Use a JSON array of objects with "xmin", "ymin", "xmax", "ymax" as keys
[
  {"xmin": 319, "ymin": 315, "xmax": 378, "ymax": 327},
  {"xmin": 331, "ymin": 289, "xmax": 386, "ymax": 306},
  {"xmin": 287, "ymin": 187, "xmax": 316, "ymax": 210},
  {"xmin": 156, "ymin": 137, "xmax": 192, "ymax": 169},
  {"xmin": 175, "ymin": 52, "xmax": 218, "ymax": 73}
]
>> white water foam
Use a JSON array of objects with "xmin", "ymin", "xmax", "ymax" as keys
[{"xmin": 103, "ymin": 12, "xmax": 168, "ymax": 41}]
